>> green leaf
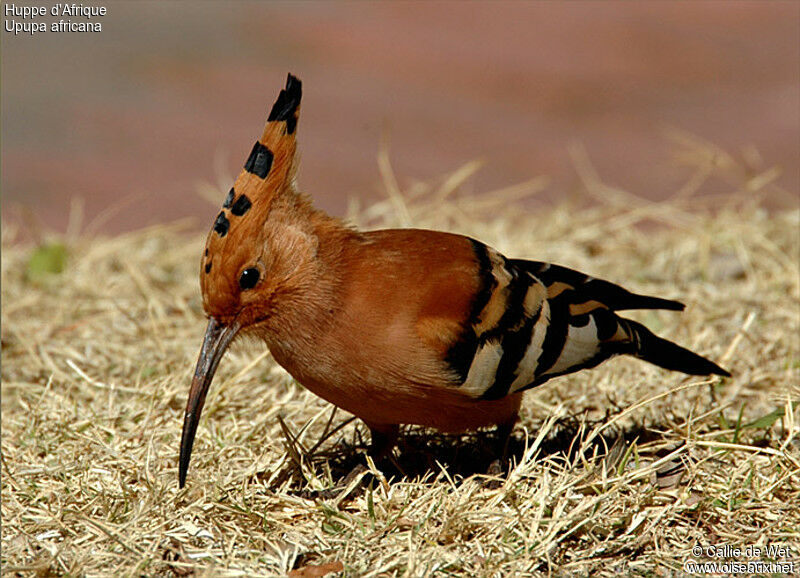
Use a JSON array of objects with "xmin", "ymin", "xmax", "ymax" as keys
[
  {"xmin": 742, "ymin": 403, "xmax": 797, "ymax": 430},
  {"xmin": 26, "ymin": 242, "xmax": 68, "ymax": 282}
]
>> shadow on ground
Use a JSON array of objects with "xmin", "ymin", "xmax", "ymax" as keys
[{"xmin": 264, "ymin": 411, "xmax": 700, "ymax": 498}]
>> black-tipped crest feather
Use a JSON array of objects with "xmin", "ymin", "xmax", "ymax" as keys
[{"xmin": 268, "ymin": 74, "xmax": 302, "ymax": 133}]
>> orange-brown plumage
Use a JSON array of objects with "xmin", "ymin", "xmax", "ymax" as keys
[
  {"xmin": 262, "ymin": 228, "xmax": 523, "ymax": 432},
  {"xmin": 178, "ymin": 74, "xmax": 729, "ymax": 487}
]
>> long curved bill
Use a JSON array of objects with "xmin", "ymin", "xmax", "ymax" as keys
[{"xmin": 179, "ymin": 317, "xmax": 240, "ymax": 488}]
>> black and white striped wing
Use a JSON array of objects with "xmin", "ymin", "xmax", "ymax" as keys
[{"xmin": 445, "ymin": 242, "xmax": 658, "ymax": 400}]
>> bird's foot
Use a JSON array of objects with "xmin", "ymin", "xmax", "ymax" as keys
[
  {"xmin": 483, "ymin": 417, "xmax": 517, "ymax": 487},
  {"xmin": 306, "ymin": 463, "xmax": 371, "ymax": 501}
]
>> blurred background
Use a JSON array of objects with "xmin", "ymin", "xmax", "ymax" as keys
[{"xmin": 2, "ymin": 1, "xmax": 798, "ymax": 236}]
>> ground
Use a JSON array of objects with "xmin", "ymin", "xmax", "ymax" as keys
[{"xmin": 2, "ymin": 141, "xmax": 798, "ymax": 576}]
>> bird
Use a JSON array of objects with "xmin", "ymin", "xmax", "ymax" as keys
[{"xmin": 178, "ymin": 73, "xmax": 730, "ymax": 488}]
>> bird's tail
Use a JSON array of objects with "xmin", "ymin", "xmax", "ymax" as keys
[{"xmin": 622, "ymin": 319, "xmax": 731, "ymax": 377}]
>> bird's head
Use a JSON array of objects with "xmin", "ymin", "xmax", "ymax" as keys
[{"xmin": 179, "ymin": 74, "xmax": 305, "ymax": 487}]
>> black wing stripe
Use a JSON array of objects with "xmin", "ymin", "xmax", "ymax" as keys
[
  {"xmin": 481, "ymin": 274, "xmax": 539, "ymax": 400},
  {"xmin": 534, "ymin": 294, "xmax": 570, "ymax": 377},
  {"xmin": 511, "ymin": 259, "xmax": 684, "ymax": 312},
  {"xmin": 445, "ymin": 240, "xmax": 495, "ymax": 382}
]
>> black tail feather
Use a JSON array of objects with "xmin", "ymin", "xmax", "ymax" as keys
[
  {"xmin": 623, "ymin": 294, "xmax": 685, "ymax": 312},
  {"xmin": 626, "ymin": 319, "xmax": 731, "ymax": 377}
]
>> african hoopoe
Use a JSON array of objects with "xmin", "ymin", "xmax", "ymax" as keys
[{"xmin": 179, "ymin": 74, "xmax": 729, "ymax": 487}]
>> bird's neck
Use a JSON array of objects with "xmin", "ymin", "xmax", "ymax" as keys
[{"xmin": 257, "ymin": 191, "xmax": 356, "ymax": 343}]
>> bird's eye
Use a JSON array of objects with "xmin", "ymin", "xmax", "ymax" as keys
[{"xmin": 239, "ymin": 267, "xmax": 260, "ymax": 290}]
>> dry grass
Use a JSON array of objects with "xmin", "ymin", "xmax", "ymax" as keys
[{"xmin": 2, "ymin": 135, "xmax": 799, "ymax": 577}]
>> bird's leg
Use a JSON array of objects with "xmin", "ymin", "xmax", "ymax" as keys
[
  {"xmin": 496, "ymin": 415, "xmax": 518, "ymax": 463},
  {"xmin": 340, "ymin": 423, "xmax": 398, "ymax": 484},
  {"xmin": 366, "ymin": 423, "xmax": 400, "ymax": 460},
  {"xmin": 487, "ymin": 414, "xmax": 518, "ymax": 477},
  {"xmin": 306, "ymin": 423, "xmax": 400, "ymax": 499},
  {"xmin": 313, "ymin": 422, "xmax": 399, "ymax": 500}
]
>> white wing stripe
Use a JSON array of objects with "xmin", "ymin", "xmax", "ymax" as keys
[{"xmin": 508, "ymin": 299, "xmax": 551, "ymax": 393}]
